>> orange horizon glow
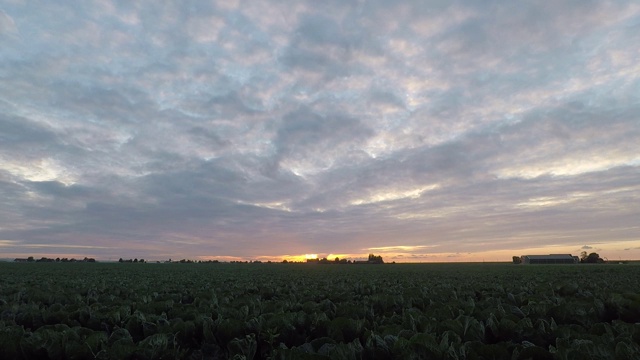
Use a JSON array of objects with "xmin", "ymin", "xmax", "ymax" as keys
[{"xmin": 3, "ymin": 238, "xmax": 640, "ymax": 263}]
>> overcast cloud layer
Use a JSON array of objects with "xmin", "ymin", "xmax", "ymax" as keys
[{"xmin": 1, "ymin": 0, "xmax": 639, "ymax": 262}]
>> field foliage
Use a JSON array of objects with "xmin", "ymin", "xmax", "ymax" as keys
[{"xmin": 1, "ymin": 262, "xmax": 639, "ymax": 359}]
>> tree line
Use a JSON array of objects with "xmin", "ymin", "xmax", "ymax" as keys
[
  {"xmin": 302, "ymin": 254, "xmax": 385, "ymax": 264},
  {"xmin": 14, "ymin": 256, "xmax": 96, "ymax": 263}
]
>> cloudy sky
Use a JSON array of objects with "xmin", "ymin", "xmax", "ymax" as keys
[{"xmin": 1, "ymin": 0, "xmax": 639, "ymax": 262}]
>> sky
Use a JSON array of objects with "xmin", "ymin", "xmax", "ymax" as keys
[{"xmin": 1, "ymin": 0, "xmax": 639, "ymax": 263}]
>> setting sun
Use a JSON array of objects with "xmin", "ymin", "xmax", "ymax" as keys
[{"xmin": 305, "ymin": 254, "xmax": 318, "ymax": 260}]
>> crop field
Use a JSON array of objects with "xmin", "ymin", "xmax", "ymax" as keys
[{"xmin": 1, "ymin": 262, "xmax": 639, "ymax": 359}]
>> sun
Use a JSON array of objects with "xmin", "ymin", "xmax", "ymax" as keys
[{"xmin": 305, "ymin": 254, "xmax": 318, "ymax": 260}]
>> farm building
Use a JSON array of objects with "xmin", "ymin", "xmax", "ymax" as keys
[{"xmin": 519, "ymin": 254, "xmax": 579, "ymax": 264}]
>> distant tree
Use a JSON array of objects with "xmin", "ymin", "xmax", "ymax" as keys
[
  {"xmin": 282, "ymin": 259, "xmax": 288, "ymax": 263},
  {"xmin": 368, "ymin": 254, "xmax": 384, "ymax": 264},
  {"xmin": 55, "ymin": 258, "xmax": 60, "ymax": 262},
  {"xmin": 512, "ymin": 256, "xmax": 522, "ymax": 264},
  {"xmin": 139, "ymin": 259, "xmax": 144, "ymax": 263},
  {"xmin": 580, "ymin": 251, "xmax": 588, "ymax": 262},
  {"xmin": 27, "ymin": 256, "xmax": 34, "ymax": 262},
  {"xmin": 582, "ymin": 252, "xmax": 605, "ymax": 263},
  {"xmin": 119, "ymin": 258, "xmax": 124, "ymax": 263}
]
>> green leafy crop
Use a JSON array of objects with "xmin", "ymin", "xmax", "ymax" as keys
[{"xmin": 1, "ymin": 262, "xmax": 639, "ymax": 359}]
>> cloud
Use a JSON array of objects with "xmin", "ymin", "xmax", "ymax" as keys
[
  {"xmin": 0, "ymin": 9, "xmax": 17, "ymax": 37},
  {"xmin": 272, "ymin": 106, "xmax": 374, "ymax": 176},
  {"xmin": 0, "ymin": 0, "xmax": 639, "ymax": 261},
  {"xmin": 581, "ymin": 245, "xmax": 593, "ymax": 250}
]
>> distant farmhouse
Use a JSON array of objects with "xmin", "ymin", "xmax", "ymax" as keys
[{"xmin": 513, "ymin": 254, "xmax": 579, "ymax": 264}]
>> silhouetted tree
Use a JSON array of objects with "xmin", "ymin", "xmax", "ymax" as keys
[
  {"xmin": 582, "ymin": 252, "xmax": 605, "ymax": 263},
  {"xmin": 512, "ymin": 256, "xmax": 522, "ymax": 264},
  {"xmin": 580, "ymin": 251, "xmax": 588, "ymax": 262}
]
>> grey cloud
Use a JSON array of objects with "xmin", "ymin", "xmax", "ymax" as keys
[
  {"xmin": 298, "ymin": 136, "xmax": 486, "ymax": 210},
  {"xmin": 298, "ymin": 150, "xmax": 640, "ymax": 251},
  {"xmin": 434, "ymin": 0, "xmax": 627, "ymax": 57},
  {"xmin": 280, "ymin": 45, "xmax": 352, "ymax": 76},
  {"xmin": 47, "ymin": 82, "xmax": 150, "ymax": 125},
  {"xmin": 1, "ymin": 0, "xmax": 639, "ymax": 261},
  {"xmin": 0, "ymin": 113, "xmax": 58, "ymax": 147},
  {"xmin": 487, "ymin": 100, "xmax": 640, "ymax": 176},
  {"xmin": 366, "ymin": 90, "xmax": 406, "ymax": 109},
  {"xmin": 0, "ymin": 9, "xmax": 17, "ymax": 36},
  {"xmin": 0, "ymin": 180, "xmax": 30, "ymax": 227},
  {"xmin": 140, "ymin": 160, "xmax": 246, "ymax": 200},
  {"xmin": 279, "ymin": 8, "xmax": 376, "ymax": 76},
  {"xmin": 295, "ymin": 14, "xmax": 344, "ymax": 45},
  {"xmin": 2, "ymin": 168, "xmax": 291, "ymax": 255},
  {"xmin": 271, "ymin": 107, "xmax": 374, "ymax": 172},
  {"xmin": 294, "ymin": 12, "xmax": 366, "ymax": 49},
  {"xmin": 187, "ymin": 126, "xmax": 229, "ymax": 148},
  {"xmin": 277, "ymin": 108, "xmax": 369, "ymax": 151},
  {"xmin": 182, "ymin": 91, "xmax": 259, "ymax": 118},
  {"xmin": 28, "ymin": 181, "xmax": 92, "ymax": 199}
]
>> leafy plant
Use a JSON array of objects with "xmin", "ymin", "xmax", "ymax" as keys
[{"xmin": 1, "ymin": 262, "xmax": 640, "ymax": 359}]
